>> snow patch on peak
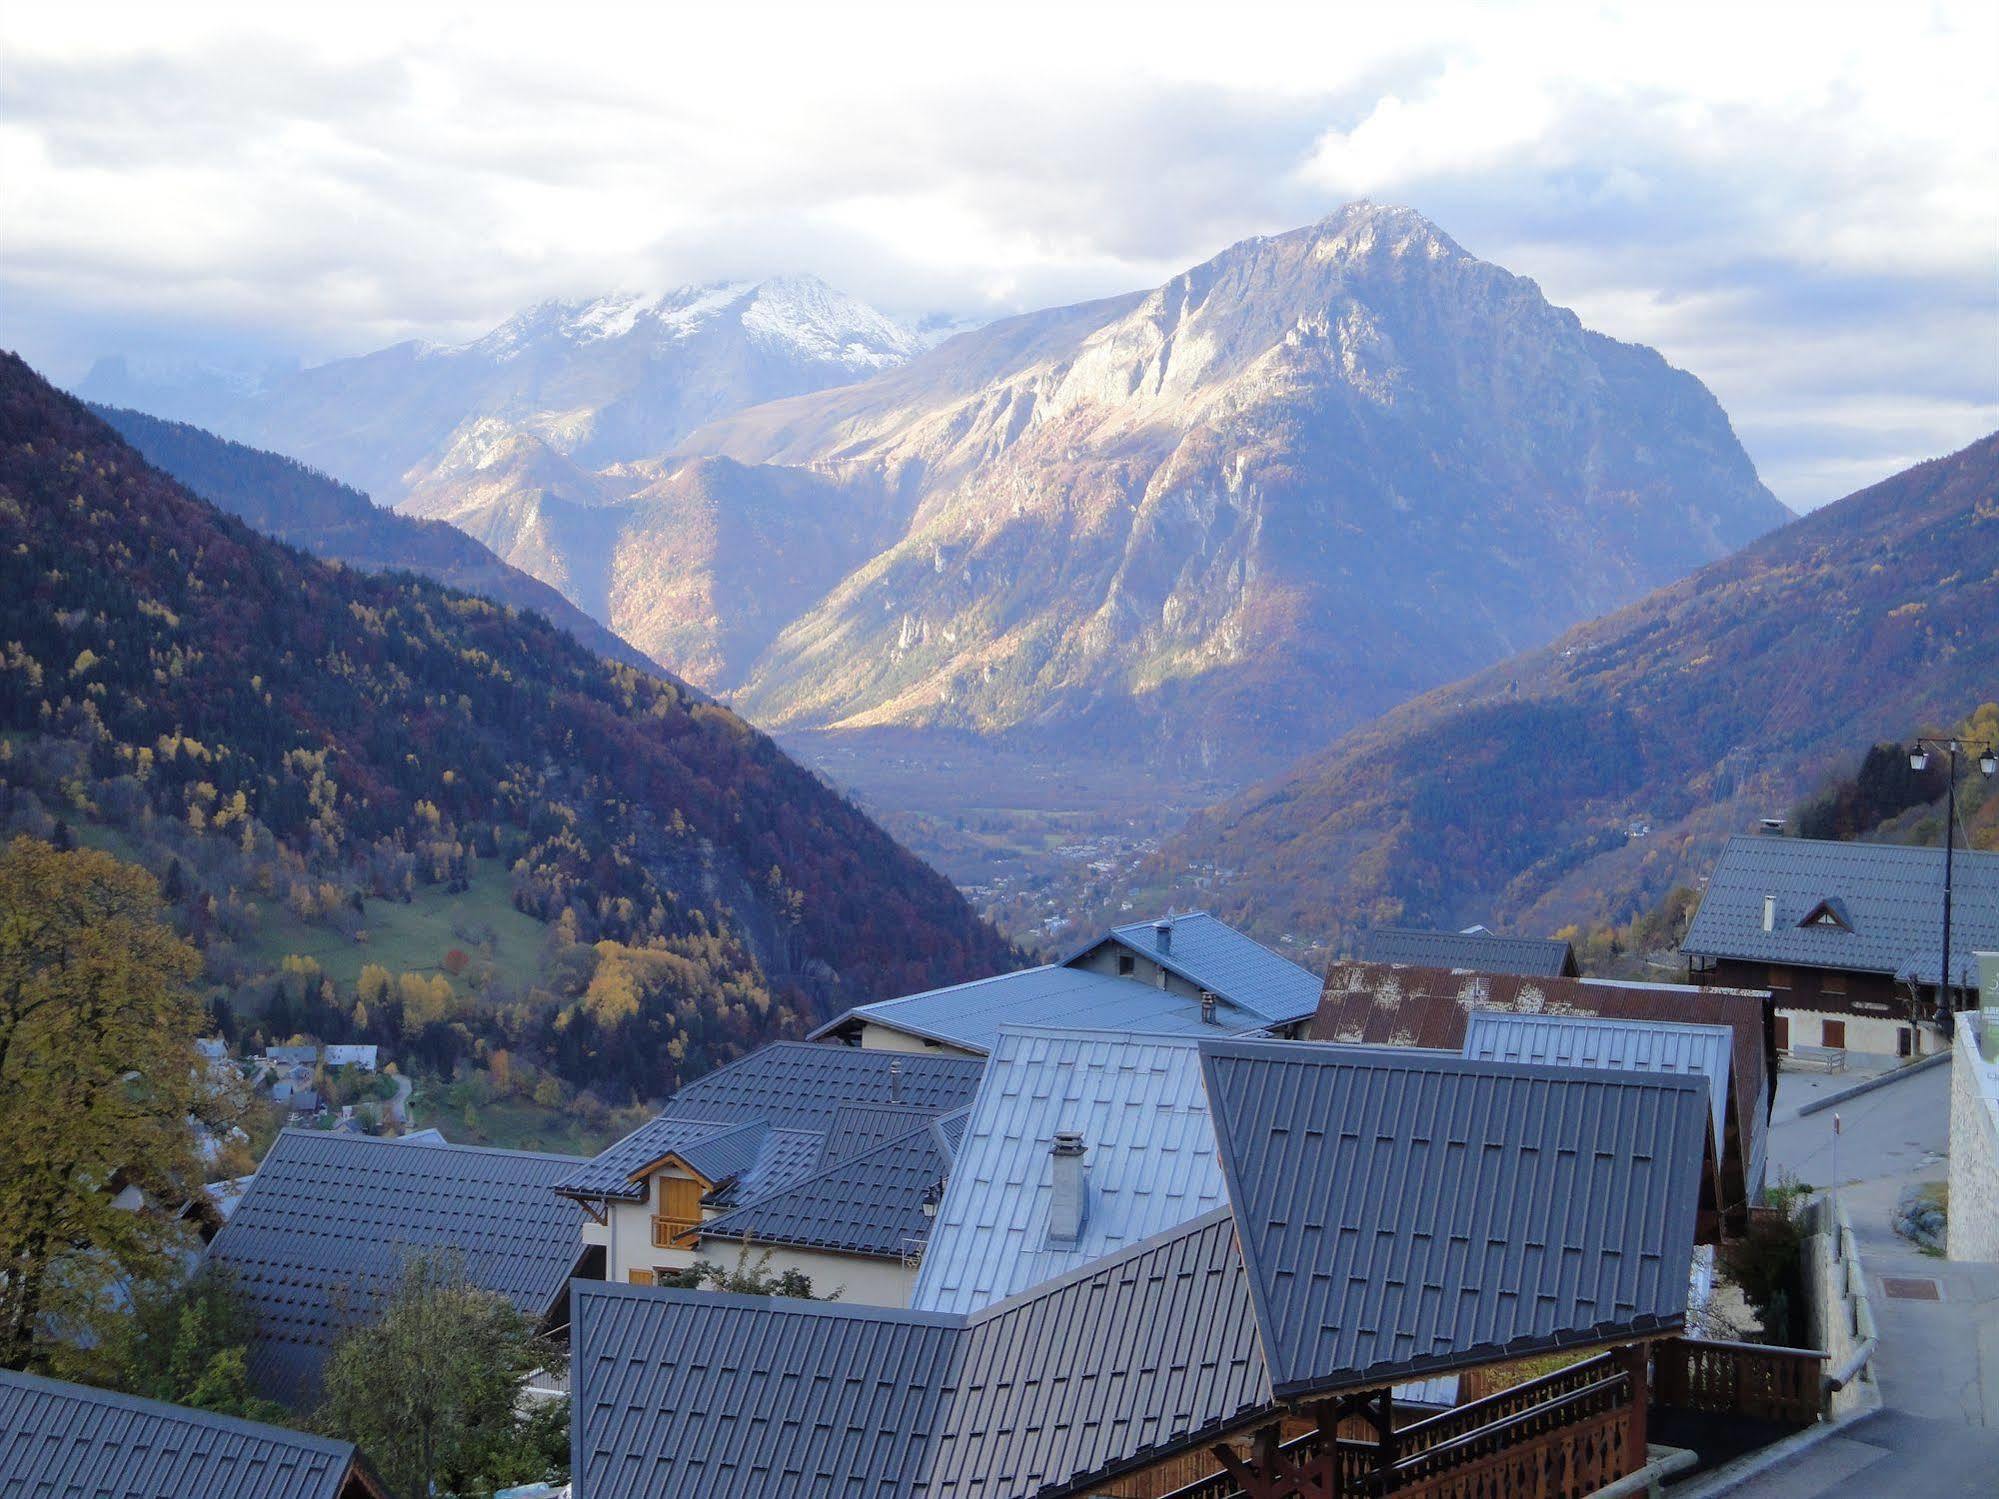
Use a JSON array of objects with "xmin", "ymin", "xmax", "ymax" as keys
[{"xmin": 739, "ymin": 275, "xmax": 924, "ymax": 370}]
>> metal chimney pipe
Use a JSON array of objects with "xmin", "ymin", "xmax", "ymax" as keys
[
  {"xmin": 1763, "ymin": 895, "xmax": 1776, "ymax": 934},
  {"xmin": 1049, "ymin": 1131, "xmax": 1087, "ymax": 1244},
  {"xmin": 889, "ymin": 1058, "xmax": 903, "ymax": 1103},
  {"xmin": 1154, "ymin": 918, "xmax": 1172, "ymax": 955}
]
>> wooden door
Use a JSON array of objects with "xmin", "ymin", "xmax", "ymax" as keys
[
  {"xmin": 1774, "ymin": 1015, "xmax": 1789, "ymax": 1052},
  {"xmin": 1822, "ymin": 1019, "xmax": 1846, "ymax": 1050}
]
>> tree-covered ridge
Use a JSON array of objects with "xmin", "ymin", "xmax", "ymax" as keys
[
  {"xmin": 0, "ymin": 353, "xmax": 1015, "ymax": 1104},
  {"xmin": 1126, "ymin": 432, "xmax": 1999, "ymax": 951},
  {"xmin": 87, "ymin": 402, "xmax": 661, "ymax": 676}
]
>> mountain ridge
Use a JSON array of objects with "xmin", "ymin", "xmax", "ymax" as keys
[{"xmin": 1116, "ymin": 431, "xmax": 1999, "ymax": 949}]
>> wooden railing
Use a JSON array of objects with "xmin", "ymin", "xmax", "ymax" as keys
[
  {"xmin": 1160, "ymin": 1355, "xmax": 1628, "ymax": 1499},
  {"xmin": 1653, "ymin": 1337, "xmax": 1824, "ymax": 1426},
  {"xmin": 651, "ymin": 1214, "xmax": 698, "ymax": 1248}
]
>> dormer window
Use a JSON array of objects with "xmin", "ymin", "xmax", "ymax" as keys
[{"xmin": 1798, "ymin": 898, "xmax": 1853, "ymax": 932}]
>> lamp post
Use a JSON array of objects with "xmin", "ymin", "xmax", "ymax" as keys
[{"xmin": 1908, "ymin": 736, "xmax": 1998, "ymax": 1021}]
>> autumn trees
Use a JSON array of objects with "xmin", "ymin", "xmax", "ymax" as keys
[{"xmin": 0, "ymin": 836, "xmax": 206, "ymax": 1369}]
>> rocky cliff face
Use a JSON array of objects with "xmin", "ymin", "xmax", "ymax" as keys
[{"xmin": 677, "ymin": 203, "xmax": 1787, "ymax": 772}]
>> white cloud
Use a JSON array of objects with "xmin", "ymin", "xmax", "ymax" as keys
[{"xmin": 0, "ymin": 0, "xmax": 1992, "ymax": 508}]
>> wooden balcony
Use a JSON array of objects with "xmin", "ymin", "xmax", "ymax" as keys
[{"xmin": 651, "ymin": 1214, "xmax": 698, "ymax": 1248}]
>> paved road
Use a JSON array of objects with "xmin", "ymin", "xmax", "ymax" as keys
[{"xmin": 1716, "ymin": 1063, "xmax": 1999, "ymax": 1496}]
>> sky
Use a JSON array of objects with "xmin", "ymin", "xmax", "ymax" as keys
[{"xmin": 2, "ymin": 0, "xmax": 1994, "ymax": 509}]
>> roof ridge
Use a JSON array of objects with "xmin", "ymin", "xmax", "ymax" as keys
[
  {"xmin": 962, "ymin": 1206, "xmax": 1238, "ymax": 1327},
  {"xmin": 574, "ymin": 1276, "xmax": 967, "ymax": 1329},
  {"xmin": 1196, "ymin": 1037, "xmax": 1714, "ymax": 1096},
  {"xmin": 274, "ymin": 1127, "xmax": 591, "ymax": 1165},
  {"xmin": 990, "ymin": 1023, "xmax": 1205, "ymax": 1046}
]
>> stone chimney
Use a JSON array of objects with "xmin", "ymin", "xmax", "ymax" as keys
[
  {"xmin": 1049, "ymin": 1131, "xmax": 1088, "ymax": 1244},
  {"xmin": 1200, "ymin": 991, "xmax": 1218, "ymax": 1024}
]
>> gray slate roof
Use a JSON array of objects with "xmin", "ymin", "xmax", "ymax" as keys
[
  {"xmin": 820, "ymin": 1101, "xmax": 945, "ymax": 1166},
  {"xmin": 571, "ymin": 1284, "xmax": 959, "ymax": 1499},
  {"xmin": 699, "ymin": 1118, "xmax": 949, "ymax": 1261},
  {"xmin": 570, "ymin": 1211, "xmax": 1268, "ymax": 1499},
  {"xmin": 1200, "ymin": 1039, "xmax": 1708, "ymax": 1399},
  {"xmin": 1682, "ymin": 834, "xmax": 1999, "ymax": 986},
  {"xmin": 554, "ymin": 1042, "xmax": 983, "ymax": 1203},
  {"xmin": 664, "ymin": 1041, "xmax": 985, "ymax": 1131},
  {"xmin": 1098, "ymin": 912, "xmax": 1324, "ymax": 1023},
  {"xmin": 810, "ymin": 963, "xmax": 1270, "ymax": 1054},
  {"xmin": 1462, "ymin": 1011, "xmax": 1735, "ymax": 1150},
  {"xmin": 1357, "ymin": 927, "xmax": 1578, "ymax": 977},
  {"xmin": 204, "ymin": 1130, "xmax": 587, "ymax": 1406},
  {"xmin": 0, "ymin": 1368, "xmax": 373, "ymax": 1499},
  {"xmin": 910, "ymin": 1027, "xmax": 1226, "ymax": 1315}
]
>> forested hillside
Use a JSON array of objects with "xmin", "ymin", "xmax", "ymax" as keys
[
  {"xmin": 90, "ymin": 404, "xmax": 659, "ymax": 675},
  {"xmin": 0, "ymin": 354, "xmax": 1015, "ymax": 1129},
  {"xmin": 1123, "ymin": 433, "xmax": 1999, "ymax": 951}
]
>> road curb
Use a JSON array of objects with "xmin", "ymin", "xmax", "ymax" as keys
[
  {"xmin": 1795, "ymin": 1051, "xmax": 1950, "ymax": 1117},
  {"xmin": 1663, "ymin": 1379, "xmax": 1884, "ymax": 1497}
]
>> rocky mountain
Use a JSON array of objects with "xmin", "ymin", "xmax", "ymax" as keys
[
  {"xmin": 1120, "ymin": 433, "xmax": 1999, "ymax": 948},
  {"xmin": 76, "ymin": 275, "xmax": 923, "ymax": 507},
  {"xmin": 0, "ymin": 352, "xmax": 1016, "ymax": 1101},
  {"xmin": 416, "ymin": 204, "xmax": 1789, "ymax": 780},
  {"xmin": 89, "ymin": 403, "xmax": 660, "ymax": 675}
]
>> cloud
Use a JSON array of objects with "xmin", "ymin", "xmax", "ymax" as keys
[{"xmin": 0, "ymin": 0, "xmax": 1992, "ymax": 508}]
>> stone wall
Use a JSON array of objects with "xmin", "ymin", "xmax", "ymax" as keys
[{"xmin": 1947, "ymin": 1013, "xmax": 1999, "ymax": 1261}]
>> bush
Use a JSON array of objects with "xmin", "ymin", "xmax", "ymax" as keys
[
  {"xmin": 1893, "ymin": 1181, "xmax": 1948, "ymax": 1254},
  {"xmin": 1722, "ymin": 1178, "xmax": 1815, "ymax": 1346}
]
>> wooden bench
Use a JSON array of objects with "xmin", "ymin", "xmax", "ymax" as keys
[{"xmin": 1785, "ymin": 1045, "xmax": 1847, "ymax": 1073}]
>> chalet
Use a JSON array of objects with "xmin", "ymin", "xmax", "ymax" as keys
[
  {"xmin": 1313, "ymin": 961, "xmax": 1775, "ymax": 1233},
  {"xmin": 810, "ymin": 911, "xmax": 1321, "ymax": 1055},
  {"xmin": 0, "ymin": 1367, "xmax": 390, "ymax": 1499},
  {"xmin": 1356, "ymin": 925, "xmax": 1580, "ymax": 977},
  {"xmin": 551, "ymin": 1042, "xmax": 983, "ymax": 1297},
  {"xmin": 1682, "ymin": 834, "xmax": 1999, "ymax": 1057},
  {"xmin": 203, "ymin": 1130, "xmax": 592, "ymax": 1406},
  {"xmin": 569, "ymin": 1040, "xmax": 1714, "ymax": 1499}
]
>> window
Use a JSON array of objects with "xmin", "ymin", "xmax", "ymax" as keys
[
  {"xmin": 1766, "ymin": 965, "xmax": 1791, "ymax": 990},
  {"xmin": 1821, "ymin": 969, "xmax": 1846, "ymax": 996},
  {"xmin": 628, "ymin": 1269, "xmax": 655, "ymax": 1287},
  {"xmin": 1117, "ymin": 952, "xmax": 1135, "ymax": 976},
  {"xmin": 652, "ymin": 1175, "xmax": 704, "ymax": 1247},
  {"xmin": 1822, "ymin": 1019, "xmax": 1846, "ymax": 1050}
]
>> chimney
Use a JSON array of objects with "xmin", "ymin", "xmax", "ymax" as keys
[
  {"xmin": 1762, "ymin": 895, "xmax": 1776, "ymax": 933},
  {"xmin": 889, "ymin": 1058, "xmax": 903, "ymax": 1104},
  {"xmin": 1200, "ymin": 991, "xmax": 1218, "ymax": 1025},
  {"xmin": 1048, "ymin": 1131, "xmax": 1088, "ymax": 1244},
  {"xmin": 1154, "ymin": 917, "xmax": 1173, "ymax": 955}
]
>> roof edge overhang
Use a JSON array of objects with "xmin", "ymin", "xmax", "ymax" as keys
[{"xmin": 1263, "ymin": 1315, "xmax": 1688, "ymax": 1404}]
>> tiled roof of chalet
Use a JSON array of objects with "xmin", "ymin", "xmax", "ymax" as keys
[
  {"xmin": 819, "ymin": 1101, "xmax": 945, "ymax": 1166},
  {"xmin": 1356, "ymin": 927, "xmax": 1578, "ymax": 977},
  {"xmin": 910, "ymin": 1027, "xmax": 1226, "ymax": 1315},
  {"xmin": 1313, "ymin": 961, "xmax": 1775, "ymax": 1192},
  {"xmin": 1682, "ymin": 834, "xmax": 1999, "ymax": 986},
  {"xmin": 699, "ymin": 1118, "xmax": 949, "ymax": 1262},
  {"xmin": 809, "ymin": 963, "xmax": 1270, "ymax": 1054},
  {"xmin": 0, "ymin": 1368, "xmax": 378, "ymax": 1499},
  {"xmin": 570, "ymin": 1211, "xmax": 1268, "ymax": 1499},
  {"xmin": 553, "ymin": 1042, "xmax": 984, "ymax": 1203},
  {"xmin": 1201, "ymin": 1039, "xmax": 1709, "ymax": 1400},
  {"xmin": 1095, "ymin": 912, "xmax": 1325, "ymax": 1023},
  {"xmin": 204, "ymin": 1130, "xmax": 587, "ymax": 1407},
  {"xmin": 661, "ymin": 1041, "xmax": 986, "ymax": 1130}
]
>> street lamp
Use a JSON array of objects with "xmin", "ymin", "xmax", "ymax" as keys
[{"xmin": 1911, "ymin": 735, "xmax": 1998, "ymax": 1021}]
